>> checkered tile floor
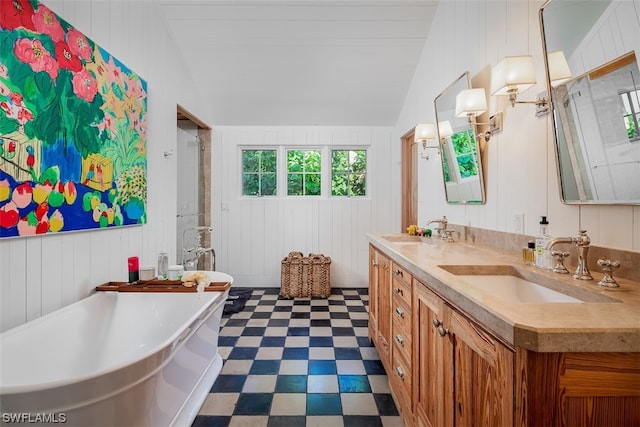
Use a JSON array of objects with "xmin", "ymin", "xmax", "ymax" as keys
[{"xmin": 192, "ymin": 288, "xmax": 403, "ymax": 427}]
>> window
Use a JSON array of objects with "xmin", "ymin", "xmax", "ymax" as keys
[
  {"xmin": 287, "ymin": 150, "xmax": 321, "ymax": 196},
  {"xmin": 450, "ymin": 129, "xmax": 478, "ymax": 180},
  {"xmin": 620, "ymin": 89, "xmax": 640, "ymax": 142},
  {"xmin": 241, "ymin": 149, "xmax": 277, "ymax": 196},
  {"xmin": 331, "ymin": 149, "xmax": 367, "ymax": 196}
]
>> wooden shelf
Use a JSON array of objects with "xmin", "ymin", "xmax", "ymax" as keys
[{"xmin": 95, "ymin": 279, "xmax": 230, "ymax": 293}]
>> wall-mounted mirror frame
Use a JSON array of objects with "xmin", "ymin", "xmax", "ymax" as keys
[
  {"xmin": 434, "ymin": 72, "xmax": 486, "ymax": 204},
  {"xmin": 540, "ymin": 0, "xmax": 640, "ymax": 205}
]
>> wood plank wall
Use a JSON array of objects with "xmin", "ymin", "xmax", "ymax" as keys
[{"xmin": 210, "ymin": 127, "xmax": 399, "ymax": 288}]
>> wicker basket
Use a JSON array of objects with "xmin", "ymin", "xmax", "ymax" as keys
[{"xmin": 280, "ymin": 252, "xmax": 331, "ymax": 298}]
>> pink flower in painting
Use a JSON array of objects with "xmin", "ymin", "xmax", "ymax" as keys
[
  {"xmin": 0, "ymin": 62, "xmax": 8, "ymax": 79},
  {"xmin": 96, "ymin": 113, "xmax": 116, "ymax": 138},
  {"xmin": 9, "ymin": 92, "xmax": 23, "ymax": 104},
  {"xmin": 32, "ymin": 4, "xmax": 64, "ymax": 42},
  {"xmin": 17, "ymin": 107, "xmax": 33, "ymax": 123},
  {"xmin": 66, "ymin": 29, "xmax": 92, "ymax": 62},
  {"xmin": 11, "ymin": 183, "xmax": 32, "ymax": 209},
  {"xmin": 17, "ymin": 213, "xmax": 37, "ymax": 236},
  {"xmin": 1, "ymin": 91, "xmax": 34, "ymax": 125},
  {"xmin": 104, "ymin": 55, "xmax": 124, "ymax": 88},
  {"xmin": 0, "ymin": 0, "xmax": 36, "ymax": 32},
  {"xmin": 55, "ymin": 41, "xmax": 82, "ymax": 72},
  {"xmin": 135, "ymin": 115, "xmax": 147, "ymax": 140},
  {"xmin": 126, "ymin": 109, "xmax": 146, "ymax": 140},
  {"xmin": 72, "ymin": 69, "xmax": 98, "ymax": 103},
  {"xmin": 14, "ymin": 38, "xmax": 59, "ymax": 80}
]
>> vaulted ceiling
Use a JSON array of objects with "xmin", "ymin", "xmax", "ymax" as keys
[{"xmin": 158, "ymin": 0, "xmax": 439, "ymax": 126}]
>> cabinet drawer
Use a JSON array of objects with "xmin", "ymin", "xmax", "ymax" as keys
[
  {"xmin": 392, "ymin": 319, "xmax": 412, "ymax": 366},
  {"xmin": 390, "ymin": 347, "xmax": 412, "ymax": 403},
  {"xmin": 392, "ymin": 298, "xmax": 412, "ymax": 334},
  {"xmin": 392, "ymin": 274, "xmax": 412, "ymax": 309},
  {"xmin": 391, "ymin": 263, "xmax": 412, "ymax": 291}
]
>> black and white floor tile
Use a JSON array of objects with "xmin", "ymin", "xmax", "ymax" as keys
[{"xmin": 192, "ymin": 288, "xmax": 403, "ymax": 427}]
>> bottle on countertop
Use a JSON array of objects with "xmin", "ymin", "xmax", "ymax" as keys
[
  {"xmin": 523, "ymin": 240, "xmax": 536, "ymax": 265},
  {"xmin": 535, "ymin": 216, "xmax": 552, "ymax": 269},
  {"xmin": 157, "ymin": 250, "xmax": 168, "ymax": 280},
  {"xmin": 128, "ymin": 256, "xmax": 139, "ymax": 283}
]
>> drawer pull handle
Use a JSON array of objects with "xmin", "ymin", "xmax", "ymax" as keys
[
  {"xmin": 395, "ymin": 366, "xmax": 404, "ymax": 379},
  {"xmin": 433, "ymin": 318, "xmax": 442, "ymax": 328},
  {"xmin": 371, "ymin": 260, "xmax": 378, "ymax": 267},
  {"xmin": 438, "ymin": 325, "xmax": 450, "ymax": 337},
  {"xmin": 393, "ymin": 269, "xmax": 403, "ymax": 277},
  {"xmin": 394, "ymin": 287, "xmax": 403, "ymax": 295},
  {"xmin": 395, "ymin": 334, "xmax": 404, "ymax": 346},
  {"xmin": 395, "ymin": 307, "xmax": 404, "ymax": 318}
]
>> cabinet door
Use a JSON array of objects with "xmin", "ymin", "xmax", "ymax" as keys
[
  {"xmin": 376, "ymin": 251, "xmax": 392, "ymax": 369},
  {"xmin": 447, "ymin": 307, "xmax": 514, "ymax": 426},
  {"xmin": 414, "ymin": 283, "xmax": 453, "ymax": 427}
]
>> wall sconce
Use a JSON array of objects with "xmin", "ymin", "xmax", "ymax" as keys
[
  {"xmin": 414, "ymin": 123, "xmax": 439, "ymax": 160},
  {"xmin": 437, "ymin": 120, "xmax": 453, "ymax": 140},
  {"xmin": 491, "ymin": 55, "xmax": 540, "ymax": 108},
  {"xmin": 491, "ymin": 53, "xmax": 572, "ymax": 116},
  {"xmin": 455, "ymin": 88, "xmax": 487, "ymax": 117},
  {"xmin": 455, "ymin": 88, "xmax": 503, "ymax": 141},
  {"xmin": 547, "ymin": 50, "xmax": 572, "ymax": 87}
]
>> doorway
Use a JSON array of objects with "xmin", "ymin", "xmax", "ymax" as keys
[
  {"xmin": 401, "ymin": 128, "xmax": 417, "ymax": 232},
  {"xmin": 176, "ymin": 105, "xmax": 213, "ymax": 270}
]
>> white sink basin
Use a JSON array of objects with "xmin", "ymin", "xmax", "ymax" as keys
[
  {"xmin": 381, "ymin": 235, "xmax": 441, "ymax": 245},
  {"xmin": 381, "ymin": 234, "xmax": 422, "ymax": 243},
  {"xmin": 438, "ymin": 265, "xmax": 619, "ymax": 304},
  {"xmin": 454, "ymin": 274, "xmax": 582, "ymax": 303}
]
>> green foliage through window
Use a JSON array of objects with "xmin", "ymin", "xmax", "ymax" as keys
[
  {"xmin": 331, "ymin": 150, "xmax": 367, "ymax": 196},
  {"xmin": 287, "ymin": 150, "xmax": 321, "ymax": 196},
  {"xmin": 242, "ymin": 150, "xmax": 277, "ymax": 196},
  {"xmin": 450, "ymin": 130, "xmax": 478, "ymax": 178}
]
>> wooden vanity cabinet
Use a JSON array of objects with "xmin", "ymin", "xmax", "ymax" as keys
[
  {"xmin": 413, "ymin": 280, "xmax": 514, "ymax": 427},
  {"xmin": 369, "ymin": 243, "xmax": 640, "ymax": 427},
  {"xmin": 368, "ymin": 245, "xmax": 391, "ymax": 370}
]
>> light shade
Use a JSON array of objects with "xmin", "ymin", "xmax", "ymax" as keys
[
  {"xmin": 548, "ymin": 50, "xmax": 572, "ymax": 86},
  {"xmin": 491, "ymin": 55, "xmax": 537, "ymax": 96},
  {"xmin": 437, "ymin": 120, "xmax": 453, "ymax": 139},
  {"xmin": 455, "ymin": 88, "xmax": 487, "ymax": 118},
  {"xmin": 414, "ymin": 123, "xmax": 435, "ymax": 142}
]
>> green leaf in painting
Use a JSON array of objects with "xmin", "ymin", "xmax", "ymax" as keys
[
  {"xmin": 0, "ymin": 117, "xmax": 19, "ymax": 135},
  {"xmin": 38, "ymin": 166, "xmax": 60, "ymax": 185}
]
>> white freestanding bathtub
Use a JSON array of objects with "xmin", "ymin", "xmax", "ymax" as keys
[{"xmin": 0, "ymin": 271, "xmax": 232, "ymax": 427}]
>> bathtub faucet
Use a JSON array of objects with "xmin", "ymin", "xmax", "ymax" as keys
[{"xmin": 545, "ymin": 230, "xmax": 592, "ymax": 280}]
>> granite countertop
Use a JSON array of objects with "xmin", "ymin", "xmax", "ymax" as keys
[{"xmin": 368, "ymin": 233, "xmax": 640, "ymax": 353}]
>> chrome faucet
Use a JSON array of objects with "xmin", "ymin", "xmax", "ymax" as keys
[
  {"xmin": 545, "ymin": 230, "xmax": 592, "ymax": 280},
  {"xmin": 426, "ymin": 216, "xmax": 448, "ymax": 239}
]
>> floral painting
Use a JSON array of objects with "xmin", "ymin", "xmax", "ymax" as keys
[{"xmin": 0, "ymin": 0, "xmax": 147, "ymax": 238}]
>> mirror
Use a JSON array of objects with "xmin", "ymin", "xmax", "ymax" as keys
[
  {"xmin": 434, "ymin": 72, "xmax": 486, "ymax": 204},
  {"xmin": 541, "ymin": 0, "xmax": 640, "ymax": 204}
]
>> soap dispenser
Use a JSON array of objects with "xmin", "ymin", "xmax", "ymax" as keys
[
  {"xmin": 535, "ymin": 216, "xmax": 552, "ymax": 269},
  {"xmin": 157, "ymin": 250, "xmax": 168, "ymax": 280}
]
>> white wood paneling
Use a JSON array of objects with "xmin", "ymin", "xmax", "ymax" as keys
[
  {"xmin": 212, "ymin": 126, "xmax": 396, "ymax": 288},
  {"xmin": 0, "ymin": 0, "xmax": 213, "ymax": 332},
  {"xmin": 395, "ymin": 0, "xmax": 639, "ymax": 249}
]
